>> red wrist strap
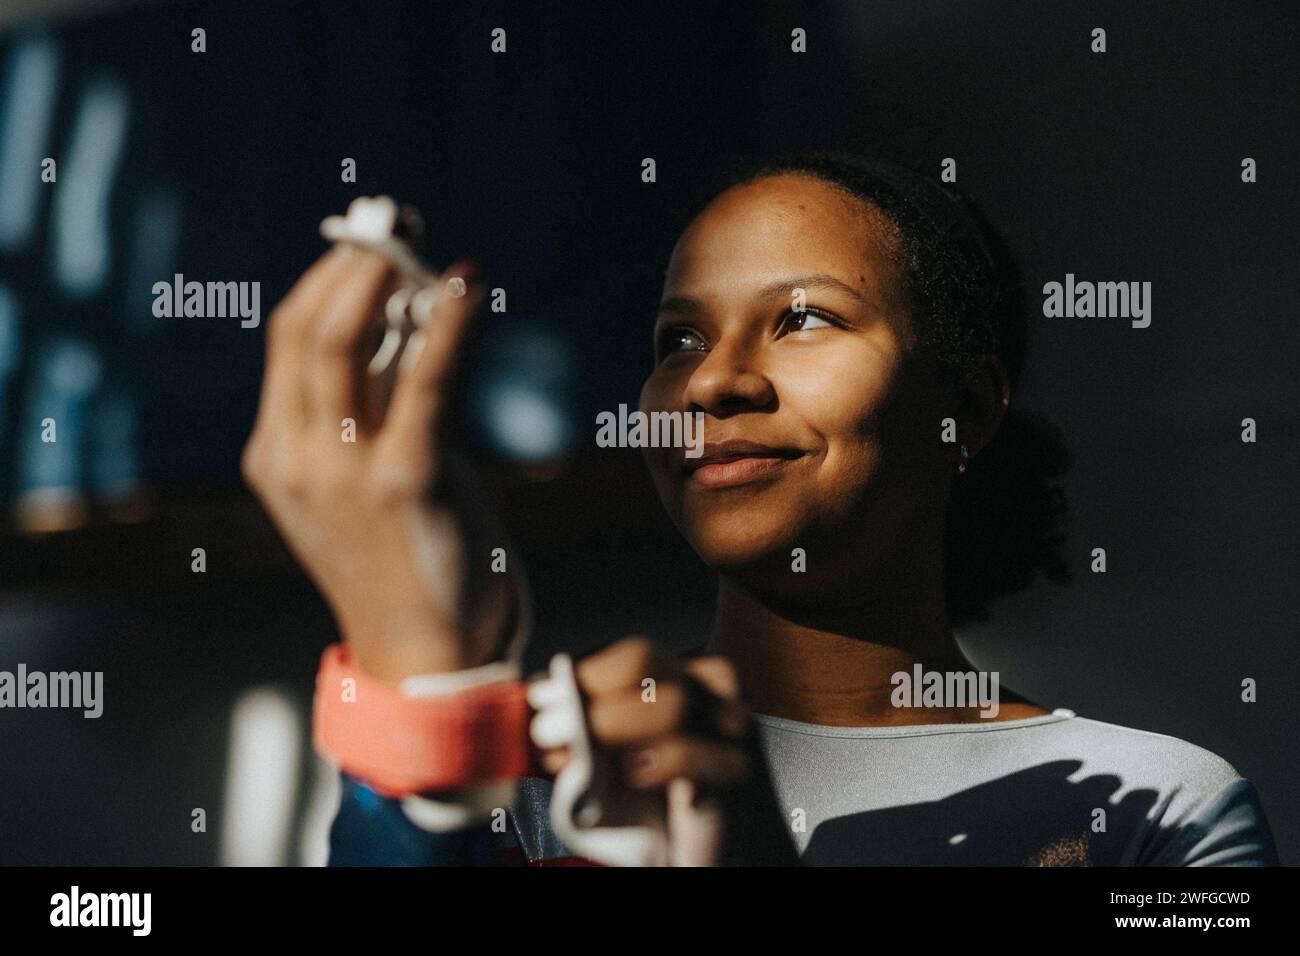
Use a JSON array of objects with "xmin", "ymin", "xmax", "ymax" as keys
[{"xmin": 312, "ymin": 643, "xmax": 531, "ymax": 797}]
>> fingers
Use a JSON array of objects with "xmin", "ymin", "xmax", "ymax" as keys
[
  {"xmin": 568, "ymin": 637, "xmax": 753, "ymax": 795},
  {"xmin": 622, "ymin": 735, "xmax": 751, "ymax": 789},
  {"xmin": 684, "ymin": 656, "xmax": 749, "ymax": 736},
  {"xmin": 685, "ymin": 655, "xmax": 741, "ymax": 701},
  {"xmin": 586, "ymin": 678, "xmax": 750, "ymax": 745},
  {"xmin": 379, "ymin": 265, "xmax": 486, "ymax": 464},
  {"xmin": 541, "ymin": 734, "xmax": 750, "ymax": 790},
  {"xmin": 304, "ymin": 247, "xmax": 397, "ymax": 429},
  {"xmin": 577, "ymin": 638, "xmax": 747, "ymax": 736},
  {"xmin": 540, "ymin": 747, "xmax": 570, "ymax": 776},
  {"xmin": 254, "ymin": 247, "xmax": 484, "ymax": 471},
  {"xmin": 576, "ymin": 635, "xmax": 678, "ymax": 697},
  {"xmin": 255, "ymin": 245, "xmax": 355, "ymax": 433}
]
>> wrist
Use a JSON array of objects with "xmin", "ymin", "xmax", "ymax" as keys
[
  {"xmin": 340, "ymin": 594, "xmax": 527, "ymax": 684},
  {"xmin": 343, "ymin": 625, "xmax": 496, "ymax": 685},
  {"xmin": 312, "ymin": 643, "xmax": 531, "ymax": 797}
]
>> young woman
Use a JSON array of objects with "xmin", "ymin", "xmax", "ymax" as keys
[{"xmin": 243, "ymin": 151, "xmax": 1278, "ymax": 866}]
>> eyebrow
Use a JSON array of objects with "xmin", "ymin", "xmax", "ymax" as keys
[{"xmin": 656, "ymin": 273, "xmax": 877, "ymax": 317}]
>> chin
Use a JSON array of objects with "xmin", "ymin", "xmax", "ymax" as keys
[{"xmin": 677, "ymin": 507, "xmax": 807, "ymax": 571}]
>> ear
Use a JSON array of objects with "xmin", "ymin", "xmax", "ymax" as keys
[{"xmin": 954, "ymin": 353, "xmax": 1010, "ymax": 459}]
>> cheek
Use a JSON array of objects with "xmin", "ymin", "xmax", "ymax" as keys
[
  {"xmin": 780, "ymin": 341, "xmax": 899, "ymax": 458},
  {"xmin": 637, "ymin": 371, "xmax": 676, "ymax": 487},
  {"xmin": 779, "ymin": 342, "xmax": 922, "ymax": 528},
  {"xmin": 638, "ymin": 369, "xmax": 671, "ymax": 413}
]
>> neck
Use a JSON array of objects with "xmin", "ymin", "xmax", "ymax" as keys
[{"xmin": 706, "ymin": 553, "xmax": 990, "ymax": 727}]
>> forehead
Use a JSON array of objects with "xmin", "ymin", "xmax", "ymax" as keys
[{"xmin": 664, "ymin": 173, "xmax": 906, "ymax": 300}]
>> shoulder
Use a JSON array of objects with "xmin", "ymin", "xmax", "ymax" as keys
[
  {"xmin": 1045, "ymin": 713, "xmax": 1278, "ymax": 865},
  {"xmin": 1049, "ymin": 713, "xmax": 1243, "ymax": 787}
]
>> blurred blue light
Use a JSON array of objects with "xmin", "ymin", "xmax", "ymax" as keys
[
  {"xmin": 52, "ymin": 76, "xmax": 128, "ymax": 299},
  {"xmin": 485, "ymin": 383, "xmax": 569, "ymax": 461},
  {"xmin": 18, "ymin": 336, "xmax": 102, "ymax": 494},
  {"xmin": 475, "ymin": 325, "xmax": 577, "ymax": 462},
  {"xmin": 0, "ymin": 284, "xmax": 20, "ymax": 379},
  {"xmin": 0, "ymin": 285, "xmax": 20, "ymax": 451},
  {"xmin": 0, "ymin": 33, "xmax": 59, "ymax": 250}
]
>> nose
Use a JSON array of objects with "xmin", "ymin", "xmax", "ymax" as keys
[{"xmin": 683, "ymin": 338, "xmax": 776, "ymax": 417}]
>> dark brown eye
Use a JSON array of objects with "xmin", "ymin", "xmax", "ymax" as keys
[
  {"xmin": 658, "ymin": 326, "xmax": 707, "ymax": 357},
  {"xmin": 782, "ymin": 309, "xmax": 836, "ymax": 333}
]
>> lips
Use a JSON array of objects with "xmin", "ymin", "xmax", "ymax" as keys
[{"xmin": 682, "ymin": 440, "xmax": 804, "ymax": 488}]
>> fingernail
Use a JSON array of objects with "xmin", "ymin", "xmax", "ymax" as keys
[{"xmin": 448, "ymin": 258, "xmax": 479, "ymax": 283}]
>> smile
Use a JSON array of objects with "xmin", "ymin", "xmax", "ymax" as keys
[{"xmin": 682, "ymin": 441, "xmax": 804, "ymax": 489}]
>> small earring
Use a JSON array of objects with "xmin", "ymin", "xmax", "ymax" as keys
[{"xmin": 957, "ymin": 443, "xmax": 969, "ymax": 475}]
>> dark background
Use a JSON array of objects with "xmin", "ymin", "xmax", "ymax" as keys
[{"xmin": 0, "ymin": 0, "xmax": 1295, "ymax": 864}]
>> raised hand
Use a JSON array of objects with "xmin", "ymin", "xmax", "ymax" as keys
[{"xmin": 242, "ymin": 241, "xmax": 520, "ymax": 684}]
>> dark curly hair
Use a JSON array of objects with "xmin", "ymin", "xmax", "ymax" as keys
[{"xmin": 687, "ymin": 149, "xmax": 1072, "ymax": 628}]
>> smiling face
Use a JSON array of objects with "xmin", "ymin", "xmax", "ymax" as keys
[{"xmin": 639, "ymin": 173, "xmax": 957, "ymax": 583}]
